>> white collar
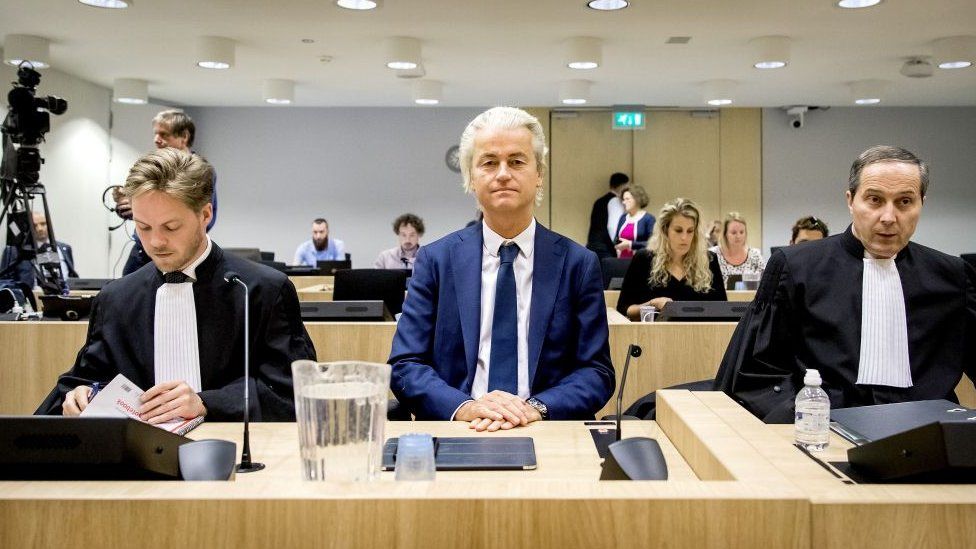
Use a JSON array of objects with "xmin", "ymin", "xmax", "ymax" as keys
[{"xmin": 482, "ymin": 219, "xmax": 536, "ymax": 259}]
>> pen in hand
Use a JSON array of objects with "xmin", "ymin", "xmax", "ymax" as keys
[{"xmin": 88, "ymin": 382, "xmax": 102, "ymax": 403}]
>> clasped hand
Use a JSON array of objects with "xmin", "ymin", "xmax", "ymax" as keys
[
  {"xmin": 62, "ymin": 380, "xmax": 207, "ymax": 423},
  {"xmin": 455, "ymin": 390, "xmax": 541, "ymax": 432}
]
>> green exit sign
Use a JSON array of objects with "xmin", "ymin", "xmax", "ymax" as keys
[{"xmin": 612, "ymin": 110, "xmax": 646, "ymax": 130}]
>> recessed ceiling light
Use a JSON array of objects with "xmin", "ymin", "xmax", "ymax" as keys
[
  {"xmin": 413, "ymin": 80, "xmax": 442, "ymax": 105},
  {"xmin": 78, "ymin": 0, "xmax": 132, "ymax": 8},
  {"xmin": 749, "ymin": 36, "xmax": 790, "ymax": 70},
  {"xmin": 703, "ymin": 79, "xmax": 736, "ymax": 106},
  {"xmin": 559, "ymin": 80, "xmax": 591, "ymax": 105},
  {"xmin": 336, "ymin": 0, "xmax": 380, "ymax": 10},
  {"xmin": 850, "ymin": 80, "xmax": 887, "ymax": 105},
  {"xmin": 113, "ymin": 78, "xmax": 148, "ymax": 104},
  {"xmin": 386, "ymin": 37, "xmax": 421, "ymax": 70},
  {"xmin": 566, "ymin": 37, "xmax": 602, "ymax": 70},
  {"xmin": 836, "ymin": 0, "xmax": 882, "ymax": 8},
  {"xmin": 932, "ymin": 36, "xmax": 975, "ymax": 69},
  {"xmin": 3, "ymin": 34, "xmax": 50, "ymax": 68},
  {"xmin": 587, "ymin": 0, "xmax": 629, "ymax": 11},
  {"xmin": 263, "ymin": 79, "xmax": 294, "ymax": 105},
  {"xmin": 196, "ymin": 36, "xmax": 235, "ymax": 70}
]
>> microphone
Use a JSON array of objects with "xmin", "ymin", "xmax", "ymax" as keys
[
  {"xmin": 224, "ymin": 271, "xmax": 265, "ymax": 473},
  {"xmin": 600, "ymin": 342, "xmax": 668, "ymax": 481},
  {"xmin": 615, "ymin": 344, "xmax": 642, "ymax": 442},
  {"xmin": 400, "ymin": 257, "xmax": 410, "ymax": 268}
]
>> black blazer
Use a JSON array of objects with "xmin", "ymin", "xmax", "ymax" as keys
[
  {"xmin": 35, "ymin": 243, "xmax": 316, "ymax": 421},
  {"xmin": 586, "ymin": 192, "xmax": 616, "ymax": 259}
]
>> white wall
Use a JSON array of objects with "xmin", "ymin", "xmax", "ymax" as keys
[
  {"xmin": 184, "ymin": 107, "xmax": 485, "ymax": 267},
  {"xmin": 0, "ymin": 64, "xmax": 112, "ymax": 277},
  {"xmin": 762, "ymin": 107, "xmax": 976, "ymax": 256}
]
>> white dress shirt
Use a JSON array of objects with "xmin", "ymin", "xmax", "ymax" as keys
[
  {"xmin": 856, "ymin": 254, "xmax": 913, "ymax": 388},
  {"xmin": 153, "ymin": 236, "xmax": 212, "ymax": 392},
  {"xmin": 471, "ymin": 219, "xmax": 536, "ymax": 401},
  {"xmin": 606, "ymin": 195, "xmax": 624, "ymax": 241}
]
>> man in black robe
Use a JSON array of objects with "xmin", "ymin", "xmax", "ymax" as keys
[
  {"xmin": 715, "ymin": 146, "xmax": 976, "ymax": 423},
  {"xmin": 37, "ymin": 148, "xmax": 315, "ymax": 421}
]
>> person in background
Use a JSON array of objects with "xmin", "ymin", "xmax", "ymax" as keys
[
  {"xmin": 375, "ymin": 213, "xmax": 424, "ymax": 269},
  {"xmin": 586, "ymin": 172, "xmax": 629, "ymax": 259},
  {"xmin": 1, "ymin": 211, "xmax": 78, "ymax": 289},
  {"xmin": 616, "ymin": 198, "xmax": 726, "ymax": 320},
  {"xmin": 790, "ymin": 215, "xmax": 829, "ymax": 244},
  {"xmin": 613, "ymin": 184, "xmax": 655, "ymax": 259},
  {"xmin": 116, "ymin": 110, "xmax": 217, "ymax": 276},
  {"xmin": 389, "ymin": 107, "xmax": 614, "ymax": 430},
  {"xmin": 710, "ymin": 212, "xmax": 765, "ymax": 286},
  {"xmin": 293, "ymin": 218, "xmax": 346, "ymax": 266},
  {"xmin": 715, "ymin": 145, "xmax": 976, "ymax": 423},
  {"xmin": 706, "ymin": 220, "xmax": 722, "ymax": 248}
]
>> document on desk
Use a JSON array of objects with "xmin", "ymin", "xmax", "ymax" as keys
[{"xmin": 79, "ymin": 373, "xmax": 204, "ymax": 436}]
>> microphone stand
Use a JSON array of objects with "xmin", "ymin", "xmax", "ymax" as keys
[{"xmin": 226, "ymin": 272, "xmax": 265, "ymax": 473}]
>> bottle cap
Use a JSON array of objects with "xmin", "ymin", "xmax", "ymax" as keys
[{"xmin": 803, "ymin": 368, "xmax": 822, "ymax": 387}]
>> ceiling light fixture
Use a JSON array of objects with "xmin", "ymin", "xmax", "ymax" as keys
[
  {"xmin": 749, "ymin": 36, "xmax": 790, "ymax": 69},
  {"xmin": 850, "ymin": 80, "xmax": 887, "ymax": 105},
  {"xmin": 836, "ymin": 0, "xmax": 882, "ymax": 8},
  {"xmin": 336, "ymin": 0, "xmax": 381, "ymax": 9},
  {"xmin": 78, "ymin": 0, "xmax": 132, "ymax": 8},
  {"xmin": 559, "ymin": 80, "xmax": 591, "ymax": 105},
  {"xmin": 586, "ymin": 0, "xmax": 629, "ymax": 11},
  {"xmin": 413, "ymin": 80, "xmax": 442, "ymax": 105},
  {"xmin": 703, "ymin": 79, "xmax": 736, "ymax": 106},
  {"xmin": 565, "ymin": 37, "xmax": 602, "ymax": 70},
  {"xmin": 196, "ymin": 36, "xmax": 235, "ymax": 69},
  {"xmin": 113, "ymin": 78, "xmax": 148, "ymax": 104},
  {"xmin": 3, "ymin": 34, "xmax": 50, "ymax": 69},
  {"xmin": 385, "ymin": 37, "xmax": 421, "ymax": 70},
  {"xmin": 932, "ymin": 36, "xmax": 975, "ymax": 69},
  {"xmin": 263, "ymin": 79, "xmax": 294, "ymax": 105}
]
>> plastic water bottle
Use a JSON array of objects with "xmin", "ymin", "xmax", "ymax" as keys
[{"xmin": 794, "ymin": 369, "xmax": 830, "ymax": 451}]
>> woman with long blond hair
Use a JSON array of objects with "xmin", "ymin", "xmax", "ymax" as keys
[{"xmin": 616, "ymin": 198, "xmax": 726, "ymax": 320}]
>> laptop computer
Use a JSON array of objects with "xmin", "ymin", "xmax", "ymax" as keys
[
  {"xmin": 381, "ymin": 437, "xmax": 537, "ymax": 471},
  {"xmin": 658, "ymin": 301, "xmax": 748, "ymax": 322},
  {"xmin": 831, "ymin": 399, "xmax": 976, "ymax": 444},
  {"xmin": 317, "ymin": 260, "xmax": 352, "ymax": 275}
]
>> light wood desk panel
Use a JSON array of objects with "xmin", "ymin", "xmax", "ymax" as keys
[
  {"xmin": 288, "ymin": 275, "xmax": 333, "ymax": 289},
  {"xmin": 661, "ymin": 390, "xmax": 976, "ymax": 549},
  {"xmin": 0, "ymin": 420, "xmax": 810, "ymax": 549}
]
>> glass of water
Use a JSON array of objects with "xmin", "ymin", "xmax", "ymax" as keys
[{"xmin": 292, "ymin": 360, "xmax": 390, "ymax": 481}]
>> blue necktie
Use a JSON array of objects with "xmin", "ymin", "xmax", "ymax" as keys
[{"xmin": 488, "ymin": 242, "xmax": 520, "ymax": 394}]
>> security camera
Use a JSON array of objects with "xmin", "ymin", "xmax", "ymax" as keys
[{"xmin": 786, "ymin": 106, "xmax": 808, "ymax": 129}]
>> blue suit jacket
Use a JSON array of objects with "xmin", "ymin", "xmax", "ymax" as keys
[
  {"xmin": 389, "ymin": 222, "xmax": 615, "ymax": 420},
  {"xmin": 614, "ymin": 213, "xmax": 655, "ymax": 251}
]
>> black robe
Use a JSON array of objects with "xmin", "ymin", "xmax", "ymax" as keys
[
  {"xmin": 714, "ymin": 226, "xmax": 976, "ymax": 423},
  {"xmin": 36, "ymin": 243, "xmax": 316, "ymax": 421}
]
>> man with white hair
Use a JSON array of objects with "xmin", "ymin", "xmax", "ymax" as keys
[{"xmin": 389, "ymin": 107, "xmax": 615, "ymax": 431}]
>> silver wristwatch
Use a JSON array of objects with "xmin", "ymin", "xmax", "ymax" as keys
[{"xmin": 526, "ymin": 397, "xmax": 549, "ymax": 420}]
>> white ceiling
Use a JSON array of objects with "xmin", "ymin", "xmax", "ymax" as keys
[{"xmin": 2, "ymin": 0, "xmax": 975, "ymax": 108}]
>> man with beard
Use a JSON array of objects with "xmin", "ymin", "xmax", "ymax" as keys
[{"xmin": 294, "ymin": 218, "xmax": 346, "ymax": 266}]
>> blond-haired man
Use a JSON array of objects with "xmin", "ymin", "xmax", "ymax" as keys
[{"xmin": 38, "ymin": 148, "xmax": 314, "ymax": 421}]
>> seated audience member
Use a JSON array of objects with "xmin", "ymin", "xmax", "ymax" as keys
[
  {"xmin": 790, "ymin": 215, "xmax": 829, "ymax": 244},
  {"xmin": 1, "ymin": 211, "xmax": 78, "ymax": 289},
  {"xmin": 613, "ymin": 184, "xmax": 655, "ymax": 259},
  {"xmin": 715, "ymin": 145, "xmax": 976, "ymax": 423},
  {"xmin": 710, "ymin": 212, "xmax": 765, "ymax": 285},
  {"xmin": 616, "ymin": 198, "xmax": 727, "ymax": 320},
  {"xmin": 374, "ymin": 213, "xmax": 424, "ymax": 269},
  {"xmin": 706, "ymin": 219, "xmax": 722, "ymax": 248},
  {"xmin": 389, "ymin": 107, "xmax": 615, "ymax": 431},
  {"xmin": 36, "ymin": 148, "xmax": 315, "ymax": 421},
  {"xmin": 586, "ymin": 172, "xmax": 629, "ymax": 260},
  {"xmin": 293, "ymin": 218, "xmax": 345, "ymax": 266}
]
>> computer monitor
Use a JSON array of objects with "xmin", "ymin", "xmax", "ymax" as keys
[
  {"xmin": 658, "ymin": 301, "xmax": 748, "ymax": 322},
  {"xmin": 725, "ymin": 274, "xmax": 743, "ymax": 290},
  {"xmin": 317, "ymin": 260, "xmax": 352, "ymax": 275},
  {"xmin": 260, "ymin": 250, "xmax": 275, "ymax": 261},
  {"xmin": 66, "ymin": 278, "xmax": 114, "ymax": 291},
  {"xmin": 224, "ymin": 248, "xmax": 262, "ymax": 262},
  {"xmin": 601, "ymin": 258, "xmax": 632, "ymax": 290},
  {"xmin": 39, "ymin": 295, "xmax": 94, "ymax": 321},
  {"xmin": 0, "ymin": 416, "xmax": 188, "ymax": 480},
  {"xmin": 333, "ymin": 269, "xmax": 409, "ymax": 316}
]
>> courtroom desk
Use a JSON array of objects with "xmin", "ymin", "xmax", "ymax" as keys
[
  {"xmin": 602, "ymin": 289, "xmax": 755, "ymax": 311},
  {"xmin": 658, "ymin": 390, "xmax": 976, "ymax": 549},
  {"xmin": 0, "ymin": 420, "xmax": 811, "ymax": 549},
  {"xmin": 296, "ymin": 283, "xmax": 333, "ymax": 302},
  {"xmin": 5, "ymin": 320, "xmax": 974, "ymax": 418},
  {"xmin": 287, "ymin": 275, "xmax": 333, "ymax": 290}
]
